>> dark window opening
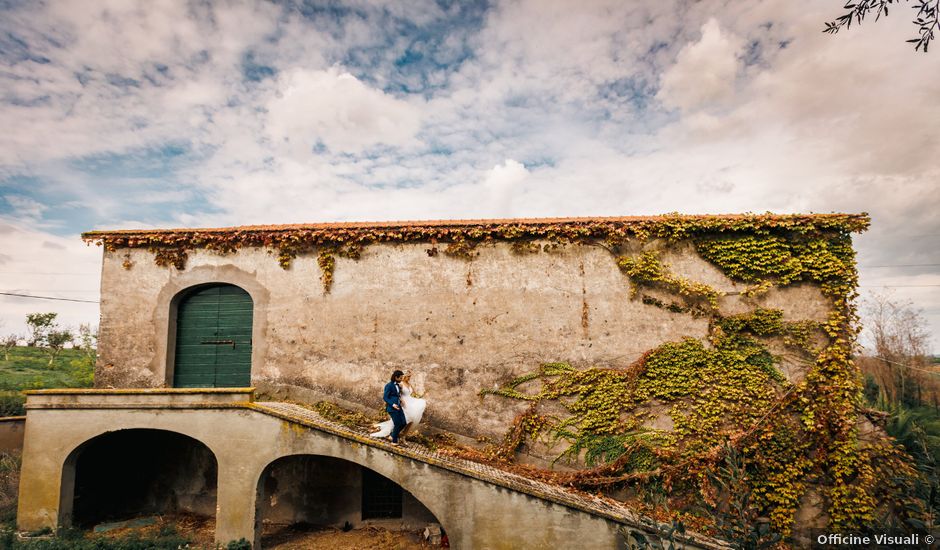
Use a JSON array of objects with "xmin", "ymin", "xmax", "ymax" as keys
[{"xmin": 361, "ymin": 468, "xmax": 402, "ymax": 519}]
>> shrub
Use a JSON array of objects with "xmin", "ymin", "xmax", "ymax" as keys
[
  {"xmin": 0, "ymin": 451, "xmax": 20, "ymax": 526},
  {"xmin": 0, "ymin": 395, "xmax": 25, "ymax": 417}
]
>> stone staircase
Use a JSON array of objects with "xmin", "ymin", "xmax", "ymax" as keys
[{"xmin": 252, "ymin": 400, "xmax": 728, "ymax": 549}]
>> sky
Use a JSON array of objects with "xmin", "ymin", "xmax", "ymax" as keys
[{"xmin": 0, "ymin": 0, "xmax": 938, "ymax": 352}]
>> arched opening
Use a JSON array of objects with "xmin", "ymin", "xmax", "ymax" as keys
[
  {"xmin": 59, "ymin": 429, "xmax": 218, "ymax": 536},
  {"xmin": 255, "ymin": 455, "xmax": 445, "ymax": 548},
  {"xmin": 172, "ymin": 283, "xmax": 253, "ymax": 388}
]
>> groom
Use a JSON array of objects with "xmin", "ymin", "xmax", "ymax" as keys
[{"xmin": 383, "ymin": 370, "xmax": 407, "ymax": 445}]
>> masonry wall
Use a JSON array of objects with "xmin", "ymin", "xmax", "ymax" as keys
[
  {"xmin": 0, "ymin": 417, "xmax": 25, "ymax": 453},
  {"xmin": 95, "ymin": 240, "xmax": 831, "ymax": 438}
]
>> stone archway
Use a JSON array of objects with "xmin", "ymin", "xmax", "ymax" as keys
[
  {"xmin": 253, "ymin": 454, "xmax": 446, "ymax": 548},
  {"xmin": 59, "ymin": 428, "xmax": 218, "ymax": 531}
]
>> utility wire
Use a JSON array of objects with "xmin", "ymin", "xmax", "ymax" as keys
[
  {"xmin": 0, "ymin": 271, "xmax": 99, "ymax": 275},
  {"xmin": 0, "ymin": 292, "xmax": 99, "ymax": 304},
  {"xmin": 860, "ymin": 264, "xmax": 940, "ymax": 268},
  {"xmin": 4, "ymin": 288, "xmax": 98, "ymax": 296},
  {"xmin": 859, "ymin": 285, "xmax": 940, "ymax": 288},
  {"xmin": 868, "ymin": 355, "xmax": 940, "ymax": 376}
]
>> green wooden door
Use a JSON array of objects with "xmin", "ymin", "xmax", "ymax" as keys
[{"xmin": 174, "ymin": 285, "xmax": 253, "ymax": 388}]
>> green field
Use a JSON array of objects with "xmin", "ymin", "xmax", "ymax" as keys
[{"xmin": 0, "ymin": 347, "xmax": 94, "ymax": 416}]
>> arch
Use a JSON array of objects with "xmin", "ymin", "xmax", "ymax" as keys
[
  {"xmin": 154, "ymin": 265, "xmax": 270, "ymax": 387},
  {"xmin": 253, "ymin": 453, "xmax": 448, "ymax": 548},
  {"xmin": 59, "ymin": 429, "xmax": 219, "ymax": 530}
]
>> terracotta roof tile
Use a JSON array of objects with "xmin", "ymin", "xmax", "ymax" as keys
[{"xmin": 82, "ymin": 213, "xmax": 868, "ymax": 238}]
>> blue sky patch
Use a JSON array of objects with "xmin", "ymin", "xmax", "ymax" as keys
[
  {"xmin": 0, "ymin": 31, "xmax": 51, "ymax": 65},
  {"xmin": 242, "ymin": 52, "xmax": 277, "ymax": 82}
]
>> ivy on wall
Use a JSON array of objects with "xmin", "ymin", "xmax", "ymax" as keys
[
  {"xmin": 616, "ymin": 250, "xmax": 722, "ymax": 311},
  {"xmin": 473, "ymin": 216, "xmax": 926, "ymax": 539},
  {"xmin": 82, "ymin": 214, "xmax": 868, "ymax": 293}
]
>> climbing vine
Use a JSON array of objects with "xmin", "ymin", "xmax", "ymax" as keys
[
  {"xmin": 317, "ymin": 249, "xmax": 336, "ymax": 293},
  {"xmin": 473, "ymin": 214, "xmax": 926, "ymax": 541},
  {"xmin": 83, "ymin": 214, "xmax": 868, "ymax": 293},
  {"xmin": 617, "ymin": 250, "xmax": 723, "ymax": 311}
]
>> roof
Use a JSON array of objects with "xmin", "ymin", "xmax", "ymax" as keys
[{"xmin": 82, "ymin": 213, "xmax": 869, "ymax": 240}]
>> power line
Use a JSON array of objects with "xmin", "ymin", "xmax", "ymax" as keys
[
  {"xmin": 2, "ymin": 288, "xmax": 98, "ymax": 294},
  {"xmin": 859, "ymin": 285, "xmax": 940, "ymax": 288},
  {"xmin": 0, "ymin": 271, "xmax": 99, "ymax": 275},
  {"xmin": 869, "ymin": 355, "xmax": 940, "ymax": 377},
  {"xmin": 860, "ymin": 264, "xmax": 940, "ymax": 268},
  {"xmin": 0, "ymin": 292, "xmax": 99, "ymax": 304}
]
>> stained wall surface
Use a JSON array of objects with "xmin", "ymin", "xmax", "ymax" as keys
[{"xmin": 95, "ymin": 240, "xmax": 831, "ymax": 438}]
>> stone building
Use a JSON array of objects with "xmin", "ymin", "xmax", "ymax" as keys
[
  {"xmin": 17, "ymin": 213, "xmax": 879, "ymax": 548},
  {"xmin": 84, "ymin": 214, "xmax": 855, "ymax": 440}
]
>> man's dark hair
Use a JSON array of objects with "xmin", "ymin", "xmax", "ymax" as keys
[{"xmin": 390, "ymin": 370, "xmax": 404, "ymax": 382}]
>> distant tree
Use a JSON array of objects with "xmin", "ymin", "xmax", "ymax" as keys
[
  {"xmin": 25, "ymin": 313, "xmax": 58, "ymax": 347},
  {"xmin": 862, "ymin": 292, "xmax": 932, "ymax": 407},
  {"xmin": 824, "ymin": 0, "xmax": 939, "ymax": 52},
  {"xmin": 1, "ymin": 334, "xmax": 19, "ymax": 361},
  {"xmin": 863, "ymin": 372, "xmax": 882, "ymax": 404},
  {"xmin": 44, "ymin": 329, "xmax": 73, "ymax": 367},
  {"xmin": 74, "ymin": 323, "xmax": 97, "ymax": 362}
]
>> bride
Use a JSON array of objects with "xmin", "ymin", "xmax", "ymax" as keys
[{"xmin": 371, "ymin": 372, "xmax": 426, "ymax": 442}]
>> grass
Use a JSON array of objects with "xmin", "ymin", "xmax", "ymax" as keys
[
  {"xmin": 0, "ymin": 346, "xmax": 94, "ymax": 391},
  {"xmin": 0, "ymin": 450, "xmax": 20, "ymax": 534},
  {"xmin": 0, "ymin": 346, "xmax": 94, "ymax": 416}
]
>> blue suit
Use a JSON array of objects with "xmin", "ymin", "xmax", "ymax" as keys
[{"xmin": 383, "ymin": 381, "xmax": 407, "ymax": 443}]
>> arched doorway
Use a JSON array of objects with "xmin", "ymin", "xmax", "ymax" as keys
[
  {"xmin": 59, "ymin": 429, "xmax": 218, "ymax": 531},
  {"xmin": 174, "ymin": 284, "xmax": 253, "ymax": 388},
  {"xmin": 255, "ymin": 455, "xmax": 444, "ymax": 548}
]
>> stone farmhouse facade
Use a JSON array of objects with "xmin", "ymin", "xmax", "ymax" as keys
[
  {"xmin": 85, "ymin": 215, "xmax": 851, "ymax": 440},
  {"xmin": 15, "ymin": 212, "xmax": 885, "ymax": 547}
]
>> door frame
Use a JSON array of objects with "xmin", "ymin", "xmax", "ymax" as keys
[
  {"xmin": 154, "ymin": 265, "xmax": 269, "ymax": 388},
  {"xmin": 172, "ymin": 283, "xmax": 253, "ymax": 388}
]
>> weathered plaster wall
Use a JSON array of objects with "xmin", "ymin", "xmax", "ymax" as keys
[{"xmin": 95, "ymin": 240, "xmax": 830, "ymax": 438}]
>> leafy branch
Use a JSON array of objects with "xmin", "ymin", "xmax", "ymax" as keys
[{"xmin": 823, "ymin": 0, "xmax": 939, "ymax": 52}]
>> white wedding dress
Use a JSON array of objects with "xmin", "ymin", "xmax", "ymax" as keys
[{"xmin": 371, "ymin": 384, "xmax": 427, "ymax": 438}]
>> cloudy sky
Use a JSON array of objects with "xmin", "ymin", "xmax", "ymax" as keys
[{"xmin": 1, "ymin": 0, "xmax": 938, "ymax": 352}]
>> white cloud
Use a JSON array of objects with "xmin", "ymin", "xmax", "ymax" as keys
[
  {"xmin": 657, "ymin": 19, "xmax": 742, "ymax": 112},
  {"xmin": 3, "ymin": 196, "xmax": 47, "ymax": 222},
  {"xmin": 1, "ymin": 0, "xmax": 938, "ymax": 349},
  {"xmin": 265, "ymin": 68, "xmax": 423, "ymax": 156},
  {"xmin": 481, "ymin": 159, "xmax": 528, "ymax": 217}
]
